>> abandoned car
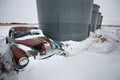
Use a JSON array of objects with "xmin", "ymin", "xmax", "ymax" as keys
[{"xmin": 5, "ymin": 26, "xmax": 64, "ymax": 70}]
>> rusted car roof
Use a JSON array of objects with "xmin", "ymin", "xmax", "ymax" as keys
[{"xmin": 11, "ymin": 26, "xmax": 39, "ymax": 31}]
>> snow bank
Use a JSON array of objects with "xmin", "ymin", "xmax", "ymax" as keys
[
  {"xmin": 0, "ymin": 26, "xmax": 120, "ymax": 80},
  {"xmin": 96, "ymin": 27, "xmax": 120, "ymax": 41},
  {"xmin": 0, "ymin": 38, "xmax": 8, "ymax": 56},
  {"xmin": 15, "ymin": 52, "xmax": 120, "ymax": 80},
  {"xmin": 16, "ymin": 56, "xmax": 75, "ymax": 80},
  {"xmin": 62, "ymin": 37, "xmax": 93, "ymax": 56},
  {"xmin": 0, "ymin": 26, "xmax": 12, "ymax": 39},
  {"xmin": 63, "ymin": 27, "xmax": 120, "ymax": 56}
]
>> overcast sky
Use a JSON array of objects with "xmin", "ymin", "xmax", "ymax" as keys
[
  {"xmin": 0, "ymin": 0, "xmax": 120, "ymax": 25},
  {"xmin": 0, "ymin": 0, "xmax": 38, "ymax": 23},
  {"xmin": 94, "ymin": 0, "xmax": 120, "ymax": 25}
]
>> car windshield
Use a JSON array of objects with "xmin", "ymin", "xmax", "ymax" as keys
[{"xmin": 14, "ymin": 30, "xmax": 30, "ymax": 38}]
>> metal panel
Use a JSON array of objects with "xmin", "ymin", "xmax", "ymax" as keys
[
  {"xmin": 37, "ymin": 0, "xmax": 93, "ymax": 41},
  {"xmin": 99, "ymin": 15, "xmax": 103, "ymax": 28},
  {"xmin": 96, "ymin": 12, "xmax": 102, "ymax": 29},
  {"xmin": 90, "ymin": 4, "xmax": 100, "ymax": 32}
]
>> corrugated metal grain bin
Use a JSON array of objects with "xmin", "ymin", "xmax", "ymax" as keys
[
  {"xmin": 37, "ymin": 0, "xmax": 93, "ymax": 41},
  {"xmin": 90, "ymin": 4, "xmax": 100, "ymax": 32},
  {"xmin": 99, "ymin": 15, "xmax": 103, "ymax": 28},
  {"xmin": 96, "ymin": 12, "xmax": 102, "ymax": 29}
]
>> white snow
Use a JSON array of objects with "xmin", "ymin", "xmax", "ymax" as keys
[
  {"xmin": 0, "ymin": 26, "xmax": 12, "ymax": 40},
  {"xmin": 96, "ymin": 27, "xmax": 120, "ymax": 41},
  {"xmin": 0, "ymin": 26, "xmax": 120, "ymax": 80}
]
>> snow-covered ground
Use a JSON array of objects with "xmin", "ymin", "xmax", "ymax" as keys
[{"xmin": 0, "ymin": 26, "xmax": 120, "ymax": 80}]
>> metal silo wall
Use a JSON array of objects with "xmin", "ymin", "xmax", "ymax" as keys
[
  {"xmin": 90, "ymin": 4, "xmax": 100, "ymax": 32},
  {"xmin": 37, "ymin": 0, "xmax": 93, "ymax": 41},
  {"xmin": 99, "ymin": 15, "xmax": 103, "ymax": 28},
  {"xmin": 96, "ymin": 12, "xmax": 101, "ymax": 29}
]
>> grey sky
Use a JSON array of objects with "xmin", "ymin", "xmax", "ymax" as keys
[{"xmin": 0, "ymin": 0, "xmax": 120, "ymax": 25}]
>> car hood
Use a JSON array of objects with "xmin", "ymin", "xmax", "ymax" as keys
[{"xmin": 15, "ymin": 37, "xmax": 52, "ymax": 52}]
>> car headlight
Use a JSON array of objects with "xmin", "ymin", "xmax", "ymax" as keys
[{"xmin": 19, "ymin": 57, "xmax": 29, "ymax": 67}]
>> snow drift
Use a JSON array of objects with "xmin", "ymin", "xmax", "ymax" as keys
[{"xmin": 0, "ymin": 26, "xmax": 120, "ymax": 80}]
